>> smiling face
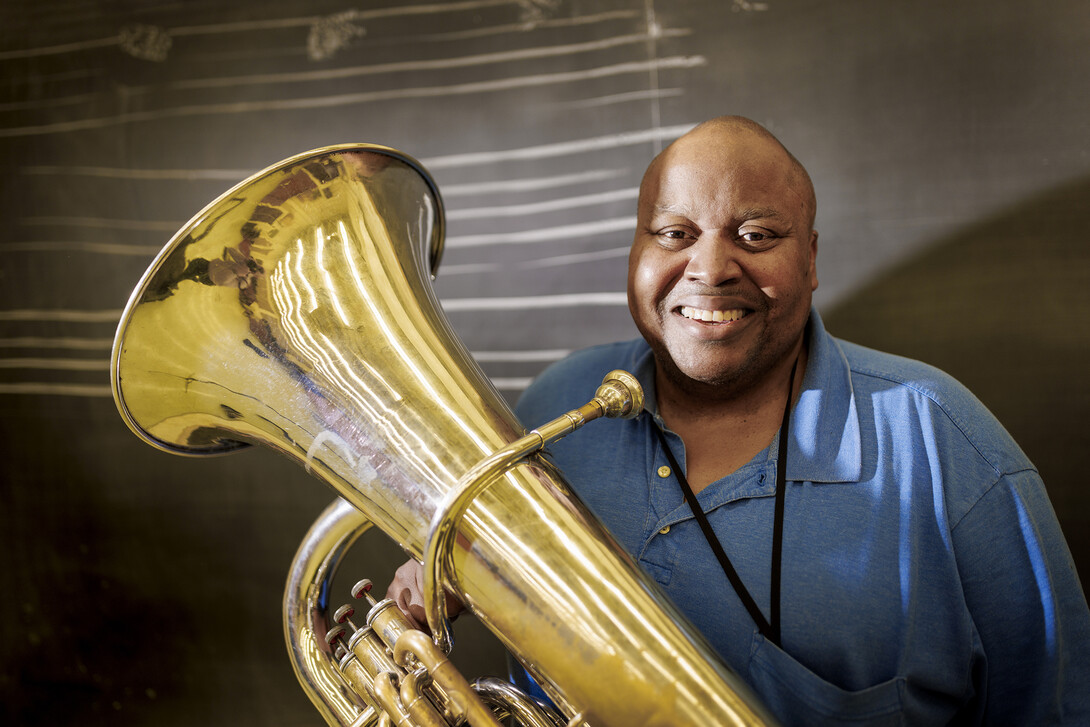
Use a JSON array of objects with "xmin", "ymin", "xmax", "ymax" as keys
[{"xmin": 627, "ymin": 118, "xmax": 819, "ymax": 402}]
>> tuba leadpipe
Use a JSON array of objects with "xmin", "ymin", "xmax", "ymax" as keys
[{"xmin": 110, "ymin": 144, "xmax": 775, "ymax": 726}]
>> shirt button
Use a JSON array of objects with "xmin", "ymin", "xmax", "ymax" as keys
[
  {"xmin": 659, "ymin": 525, "xmax": 671, "ymax": 534},
  {"xmin": 657, "ymin": 465, "xmax": 671, "ymax": 478}
]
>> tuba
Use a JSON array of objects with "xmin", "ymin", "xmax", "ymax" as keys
[{"xmin": 110, "ymin": 144, "xmax": 774, "ymax": 726}]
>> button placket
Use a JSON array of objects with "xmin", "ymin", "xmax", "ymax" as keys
[
  {"xmin": 649, "ymin": 426, "xmax": 687, "ymax": 538},
  {"xmin": 655, "ymin": 463, "xmax": 676, "ymax": 535}
]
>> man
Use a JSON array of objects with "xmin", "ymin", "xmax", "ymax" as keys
[{"xmin": 391, "ymin": 116, "xmax": 1090, "ymax": 724}]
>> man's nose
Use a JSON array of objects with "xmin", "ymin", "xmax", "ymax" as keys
[{"xmin": 685, "ymin": 235, "xmax": 740, "ymax": 287}]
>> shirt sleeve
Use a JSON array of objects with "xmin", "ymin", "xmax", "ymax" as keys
[{"xmin": 952, "ymin": 468, "xmax": 1090, "ymax": 724}]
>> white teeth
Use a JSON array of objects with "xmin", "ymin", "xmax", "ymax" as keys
[{"xmin": 681, "ymin": 306, "xmax": 745, "ymax": 323}]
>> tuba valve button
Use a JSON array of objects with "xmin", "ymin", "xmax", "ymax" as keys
[
  {"xmin": 325, "ymin": 624, "xmax": 349, "ymax": 648},
  {"xmin": 334, "ymin": 603, "xmax": 360, "ymax": 633},
  {"xmin": 351, "ymin": 578, "xmax": 379, "ymax": 607}
]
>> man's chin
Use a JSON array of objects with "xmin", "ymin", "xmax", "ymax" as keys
[{"xmin": 657, "ymin": 352, "xmax": 752, "ymax": 398}]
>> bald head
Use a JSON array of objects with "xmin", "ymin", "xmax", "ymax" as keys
[
  {"xmin": 628, "ymin": 114, "xmax": 820, "ymax": 397},
  {"xmin": 644, "ymin": 116, "xmax": 817, "ymax": 231}
]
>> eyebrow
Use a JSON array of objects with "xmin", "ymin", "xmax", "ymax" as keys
[
  {"xmin": 652, "ymin": 203, "xmax": 692, "ymax": 215},
  {"xmin": 736, "ymin": 206, "xmax": 784, "ymax": 220},
  {"xmin": 652, "ymin": 204, "xmax": 786, "ymax": 220}
]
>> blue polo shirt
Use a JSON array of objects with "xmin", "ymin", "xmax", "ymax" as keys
[{"xmin": 514, "ymin": 310, "xmax": 1090, "ymax": 725}]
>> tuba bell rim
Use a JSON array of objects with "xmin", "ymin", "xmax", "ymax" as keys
[{"xmin": 109, "ymin": 143, "xmax": 446, "ymax": 458}]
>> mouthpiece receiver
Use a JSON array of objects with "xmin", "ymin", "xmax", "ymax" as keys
[
  {"xmin": 529, "ymin": 369, "xmax": 645, "ymax": 446},
  {"xmin": 593, "ymin": 369, "xmax": 644, "ymax": 420}
]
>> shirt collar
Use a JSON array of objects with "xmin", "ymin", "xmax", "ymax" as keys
[
  {"xmin": 630, "ymin": 308, "xmax": 863, "ymax": 484},
  {"xmin": 789, "ymin": 309, "xmax": 863, "ymax": 483}
]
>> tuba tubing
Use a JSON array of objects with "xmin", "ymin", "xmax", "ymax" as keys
[
  {"xmin": 284, "ymin": 496, "xmax": 375, "ymax": 725},
  {"xmin": 111, "ymin": 144, "xmax": 775, "ymax": 726}
]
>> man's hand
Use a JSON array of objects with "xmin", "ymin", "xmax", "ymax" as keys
[{"xmin": 386, "ymin": 558, "xmax": 465, "ymax": 633}]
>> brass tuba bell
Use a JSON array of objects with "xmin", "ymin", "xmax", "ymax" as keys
[{"xmin": 110, "ymin": 144, "xmax": 774, "ymax": 726}]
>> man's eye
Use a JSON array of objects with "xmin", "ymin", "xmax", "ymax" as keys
[
  {"xmin": 739, "ymin": 230, "xmax": 778, "ymax": 248},
  {"xmin": 655, "ymin": 229, "xmax": 693, "ymax": 245}
]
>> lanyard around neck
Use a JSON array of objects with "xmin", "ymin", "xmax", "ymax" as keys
[{"xmin": 653, "ymin": 361, "xmax": 796, "ymax": 647}]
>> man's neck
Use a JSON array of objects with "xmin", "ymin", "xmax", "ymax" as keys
[{"xmin": 655, "ymin": 345, "xmax": 807, "ymax": 493}]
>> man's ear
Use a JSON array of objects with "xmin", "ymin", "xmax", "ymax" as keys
[{"xmin": 808, "ymin": 229, "xmax": 819, "ymax": 292}]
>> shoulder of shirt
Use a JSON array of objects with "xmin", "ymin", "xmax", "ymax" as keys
[
  {"xmin": 515, "ymin": 339, "xmax": 649, "ymax": 426},
  {"xmin": 833, "ymin": 336, "xmax": 1034, "ymax": 478}
]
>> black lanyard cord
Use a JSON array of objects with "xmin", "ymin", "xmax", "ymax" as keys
[
  {"xmin": 654, "ymin": 361, "xmax": 796, "ymax": 647},
  {"xmin": 769, "ymin": 363, "xmax": 794, "ymax": 647}
]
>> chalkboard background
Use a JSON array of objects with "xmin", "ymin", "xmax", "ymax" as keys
[{"xmin": 2, "ymin": 0, "xmax": 1087, "ymax": 724}]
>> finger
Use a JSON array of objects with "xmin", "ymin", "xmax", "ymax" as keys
[
  {"xmin": 392, "ymin": 586, "xmax": 426, "ymax": 631},
  {"xmin": 407, "ymin": 601, "xmax": 430, "ymax": 633},
  {"xmin": 386, "ymin": 559, "xmax": 420, "ymax": 601}
]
